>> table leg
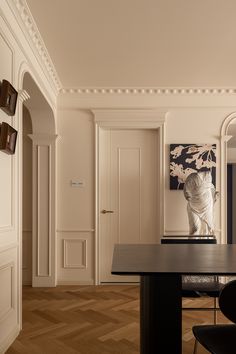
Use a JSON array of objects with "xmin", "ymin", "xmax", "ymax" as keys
[{"xmin": 140, "ymin": 274, "xmax": 182, "ymax": 354}]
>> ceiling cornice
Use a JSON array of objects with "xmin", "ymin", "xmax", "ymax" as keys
[
  {"xmin": 60, "ymin": 87, "xmax": 236, "ymax": 95},
  {"xmin": 9, "ymin": 0, "xmax": 62, "ymax": 92},
  {"xmin": 8, "ymin": 0, "xmax": 236, "ymax": 97}
]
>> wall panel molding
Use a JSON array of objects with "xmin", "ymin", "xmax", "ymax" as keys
[
  {"xmin": 118, "ymin": 147, "xmax": 142, "ymax": 242},
  {"xmin": 36, "ymin": 144, "xmax": 50, "ymax": 277},
  {"xmin": 22, "ymin": 230, "xmax": 32, "ymax": 281},
  {"xmin": 0, "ymin": 155, "xmax": 15, "ymax": 232},
  {"xmin": 0, "ymin": 22, "xmax": 14, "ymax": 82},
  {"xmin": 0, "ymin": 243, "xmax": 18, "ymax": 253},
  {"xmin": 30, "ymin": 135, "xmax": 57, "ymax": 287},
  {"xmin": 0, "ymin": 262, "xmax": 14, "ymax": 322},
  {"xmin": 57, "ymin": 231, "xmax": 94, "ymax": 284},
  {"xmin": 63, "ymin": 239, "xmax": 87, "ymax": 269}
]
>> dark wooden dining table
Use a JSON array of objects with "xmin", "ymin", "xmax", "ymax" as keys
[{"xmin": 111, "ymin": 243, "xmax": 236, "ymax": 354}]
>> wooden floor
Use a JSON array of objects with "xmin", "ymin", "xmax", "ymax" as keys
[{"xmin": 6, "ymin": 285, "xmax": 230, "ymax": 354}]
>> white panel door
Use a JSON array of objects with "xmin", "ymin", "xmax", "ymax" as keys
[{"xmin": 99, "ymin": 129, "xmax": 160, "ymax": 282}]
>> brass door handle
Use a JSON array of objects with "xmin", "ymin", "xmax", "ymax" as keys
[{"xmin": 101, "ymin": 209, "xmax": 114, "ymax": 214}]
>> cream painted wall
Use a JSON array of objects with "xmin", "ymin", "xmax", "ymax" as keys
[
  {"xmin": 165, "ymin": 109, "xmax": 226, "ymax": 238},
  {"xmin": 57, "ymin": 110, "xmax": 94, "ymax": 230},
  {"xmin": 56, "ymin": 102, "xmax": 234, "ymax": 283},
  {"xmin": 228, "ymin": 147, "xmax": 236, "ymax": 163},
  {"xmin": 56, "ymin": 110, "xmax": 95, "ymax": 284}
]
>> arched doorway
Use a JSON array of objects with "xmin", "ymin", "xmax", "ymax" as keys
[
  {"xmin": 220, "ymin": 112, "xmax": 236, "ymax": 245},
  {"xmin": 22, "ymin": 72, "xmax": 57, "ymax": 287},
  {"xmin": 226, "ymin": 119, "xmax": 236, "ymax": 244}
]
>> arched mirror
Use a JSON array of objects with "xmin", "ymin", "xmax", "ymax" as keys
[{"xmin": 227, "ymin": 119, "xmax": 236, "ymax": 244}]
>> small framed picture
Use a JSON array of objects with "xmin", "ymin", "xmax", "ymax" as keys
[
  {"xmin": 0, "ymin": 80, "xmax": 18, "ymax": 116},
  {"xmin": 0, "ymin": 122, "xmax": 18, "ymax": 154}
]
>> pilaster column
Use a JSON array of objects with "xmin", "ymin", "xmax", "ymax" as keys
[{"xmin": 28, "ymin": 133, "xmax": 58, "ymax": 287}]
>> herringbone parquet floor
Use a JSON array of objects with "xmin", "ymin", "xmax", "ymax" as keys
[{"xmin": 6, "ymin": 285, "xmax": 230, "ymax": 354}]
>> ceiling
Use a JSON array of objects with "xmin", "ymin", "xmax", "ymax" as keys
[{"xmin": 25, "ymin": 0, "xmax": 236, "ymax": 89}]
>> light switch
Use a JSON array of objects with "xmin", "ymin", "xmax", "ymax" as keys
[{"xmin": 70, "ymin": 180, "xmax": 85, "ymax": 187}]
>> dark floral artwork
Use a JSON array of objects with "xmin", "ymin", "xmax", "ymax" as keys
[{"xmin": 170, "ymin": 144, "xmax": 216, "ymax": 190}]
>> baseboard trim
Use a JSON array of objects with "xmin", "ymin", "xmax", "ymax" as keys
[
  {"xmin": 100, "ymin": 282, "xmax": 140, "ymax": 285},
  {"xmin": 57, "ymin": 280, "xmax": 94, "ymax": 286},
  {"xmin": 0, "ymin": 324, "xmax": 20, "ymax": 354}
]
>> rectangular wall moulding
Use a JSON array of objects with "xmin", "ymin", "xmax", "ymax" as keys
[
  {"xmin": 118, "ymin": 147, "xmax": 141, "ymax": 242},
  {"xmin": 0, "ymin": 263, "xmax": 13, "ymax": 320},
  {"xmin": 37, "ymin": 145, "xmax": 50, "ymax": 276},
  {"xmin": 63, "ymin": 239, "xmax": 87, "ymax": 269}
]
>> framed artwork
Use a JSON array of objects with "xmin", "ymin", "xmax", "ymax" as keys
[
  {"xmin": 0, "ymin": 122, "xmax": 18, "ymax": 154},
  {"xmin": 0, "ymin": 80, "xmax": 18, "ymax": 116},
  {"xmin": 169, "ymin": 143, "xmax": 216, "ymax": 190}
]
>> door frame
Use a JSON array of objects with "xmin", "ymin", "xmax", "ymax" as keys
[{"xmin": 92, "ymin": 109, "xmax": 167, "ymax": 284}]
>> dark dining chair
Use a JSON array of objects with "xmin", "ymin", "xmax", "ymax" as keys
[
  {"xmin": 192, "ymin": 279, "xmax": 236, "ymax": 354},
  {"xmin": 161, "ymin": 236, "xmax": 225, "ymax": 354},
  {"xmin": 161, "ymin": 237, "xmax": 224, "ymax": 326}
]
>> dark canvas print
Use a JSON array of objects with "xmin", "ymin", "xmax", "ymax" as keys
[{"xmin": 170, "ymin": 144, "xmax": 216, "ymax": 190}]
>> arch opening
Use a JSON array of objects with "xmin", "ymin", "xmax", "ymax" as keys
[
  {"xmin": 22, "ymin": 72, "xmax": 57, "ymax": 287},
  {"xmin": 220, "ymin": 113, "xmax": 236, "ymax": 244},
  {"xmin": 226, "ymin": 117, "xmax": 236, "ymax": 244}
]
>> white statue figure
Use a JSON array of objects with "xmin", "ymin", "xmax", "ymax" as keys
[{"xmin": 183, "ymin": 171, "xmax": 219, "ymax": 235}]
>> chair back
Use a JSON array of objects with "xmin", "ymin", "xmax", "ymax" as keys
[
  {"xmin": 219, "ymin": 280, "xmax": 236, "ymax": 324},
  {"xmin": 161, "ymin": 236, "xmax": 217, "ymax": 244},
  {"xmin": 161, "ymin": 236, "xmax": 218, "ymax": 293}
]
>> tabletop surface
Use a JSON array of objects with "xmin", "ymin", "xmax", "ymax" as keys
[{"xmin": 111, "ymin": 244, "xmax": 236, "ymax": 275}]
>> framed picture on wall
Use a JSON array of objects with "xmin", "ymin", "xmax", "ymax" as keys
[
  {"xmin": 169, "ymin": 143, "xmax": 216, "ymax": 190},
  {"xmin": 0, "ymin": 80, "xmax": 18, "ymax": 116},
  {"xmin": 0, "ymin": 122, "xmax": 18, "ymax": 154}
]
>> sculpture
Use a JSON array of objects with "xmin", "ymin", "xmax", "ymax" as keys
[{"xmin": 183, "ymin": 171, "xmax": 219, "ymax": 235}]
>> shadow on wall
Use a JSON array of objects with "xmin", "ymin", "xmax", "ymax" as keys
[{"xmin": 23, "ymin": 72, "xmax": 55, "ymax": 134}]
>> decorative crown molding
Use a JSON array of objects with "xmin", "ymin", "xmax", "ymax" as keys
[
  {"xmin": 18, "ymin": 89, "xmax": 30, "ymax": 102},
  {"xmin": 7, "ymin": 1, "xmax": 236, "ymax": 98},
  {"xmin": 10, "ymin": 0, "xmax": 62, "ymax": 92},
  {"xmin": 59, "ymin": 87, "xmax": 236, "ymax": 95}
]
